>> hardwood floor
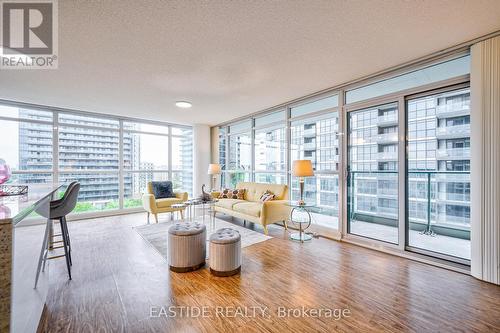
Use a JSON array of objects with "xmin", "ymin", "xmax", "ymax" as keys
[{"xmin": 40, "ymin": 213, "xmax": 500, "ymax": 333}]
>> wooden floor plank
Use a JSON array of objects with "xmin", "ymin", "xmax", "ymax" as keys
[{"xmin": 39, "ymin": 213, "xmax": 500, "ymax": 333}]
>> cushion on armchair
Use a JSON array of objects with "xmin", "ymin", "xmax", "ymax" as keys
[{"xmin": 151, "ymin": 181, "xmax": 175, "ymax": 199}]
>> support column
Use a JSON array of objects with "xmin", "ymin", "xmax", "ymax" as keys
[
  {"xmin": 470, "ymin": 36, "xmax": 500, "ymax": 285},
  {"xmin": 193, "ymin": 124, "xmax": 211, "ymax": 198}
]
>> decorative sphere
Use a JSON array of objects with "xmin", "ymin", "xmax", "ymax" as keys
[{"xmin": 0, "ymin": 159, "xmax": 12, "ymax": 185}]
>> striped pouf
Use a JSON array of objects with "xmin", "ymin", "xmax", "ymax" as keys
[
  {"xmin": 209, "ymin": 228, "xmax": 241, "ymax": 276},
  {"xmin": 168, "ymin": 222, "xmax": 206, "ymax": 272}
]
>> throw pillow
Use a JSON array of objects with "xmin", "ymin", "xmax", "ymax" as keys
[
  {"xmin": 218, "ymin": 188, "xmax": 245, "ymax": 200},
  {"xmin": 260, "ymin": 190, "xmax": 275, "ymax": 202},
  {"xmin": 151, "ymin": 181, "xmax": 175, "ymax": 199}
]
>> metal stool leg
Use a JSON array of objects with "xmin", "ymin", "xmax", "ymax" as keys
[
  {"xmin": 34, "ymin": 220, "xmax": 50, "ymax": 289},
  {"xmin": 61, "ymin": 216, "xmax": 72, "ymax": 266},
  {"xmin": 60, "ymin": 217, "xmax": 72, "ymax": 280}
]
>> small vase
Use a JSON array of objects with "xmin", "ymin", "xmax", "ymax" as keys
[
  {"xmin": 0, "ymin": 159, "xmax": 12, "ymax": 185},
  {"xmin": 0, "ymin": 205, "xmax": 11, "ymax": 219}
]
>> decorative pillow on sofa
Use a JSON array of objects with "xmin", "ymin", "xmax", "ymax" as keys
[
  {"xmin": 218, "ymin": 188, "xmax": 245, "ymax": 200},
  {"xmin": 151, "ymin": 181, "xmax": 175, "ymax": 199},
  {"xmin": 260, "ymin": 190, "xmax": 275, "ymax": 202}
]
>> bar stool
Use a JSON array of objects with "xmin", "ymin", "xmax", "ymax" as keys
[{"xmin": 35, "ymin": 182, "xmax": 80, "ymax": 286}]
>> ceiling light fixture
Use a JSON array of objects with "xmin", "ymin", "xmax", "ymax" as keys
[{"xmin": 175, "ymin": 101, "xmax": 192, "ymax": 108}]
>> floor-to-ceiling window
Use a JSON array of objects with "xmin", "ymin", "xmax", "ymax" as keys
[
  {"xmin": 0, "ymin": 102, "xmax": 193, "ymax": 216},
  {"xmin": 218, "ymin": 94, "xmax": 341, "ymax": 230},
  {"xmin": 406, "ymin": 87, "xmax": 471, "ymax": 260},
  {"xmin": 347, "ymin": 102, "xmax": 399, "ymax": 243},
  {"xmin": 215, "ymin": 53, "xmax": 471, "ymax": 263}
]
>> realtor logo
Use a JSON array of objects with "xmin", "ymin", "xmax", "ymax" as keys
[{"xmin": 1, "ymin": 0, "xmax": 58, "ymax": 69}]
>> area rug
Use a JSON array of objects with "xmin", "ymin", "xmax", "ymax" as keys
[{"xmin": 134, "ymin": 218, "xmax": 272, "ymax": 261}]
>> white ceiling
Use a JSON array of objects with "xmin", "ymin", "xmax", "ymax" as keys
[{"xmin": 1, "ymin": 0, "xmax": 500, "ymax": 126}]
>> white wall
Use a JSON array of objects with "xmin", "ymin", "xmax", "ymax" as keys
[{"xmin": 193, "ymin": 124, "xmax": 211, "ymax": 198}]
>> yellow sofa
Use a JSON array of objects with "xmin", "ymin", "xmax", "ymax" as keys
[
  {"xmin": 142, "ymin": 182, "xmax": 188, "ymax": 223},
  {"xmin": 212, "ymin": 182, "xmax": 290, "ymax": 235}
]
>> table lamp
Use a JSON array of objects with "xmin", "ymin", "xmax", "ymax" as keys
[
  {"xmin": 207, "ymin": 163, "xmax": 221, "ymax": 191},
  {"xmin": 292, "ymin": 160, "xmax": 314, "ymax": 206}
]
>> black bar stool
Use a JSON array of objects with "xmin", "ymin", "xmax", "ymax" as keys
[{"xmin": 35, "ymin": 182, "xmax": 80, "ymax": 286}]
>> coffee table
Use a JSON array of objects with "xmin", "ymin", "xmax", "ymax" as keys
[{"xmin": 183, "ymin": 199, "xmax": 218, "ymax": 225}]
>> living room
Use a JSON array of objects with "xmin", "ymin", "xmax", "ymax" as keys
[{"xmin": 0, "ymin": 1, "xmax": 500, "ymax": 332}]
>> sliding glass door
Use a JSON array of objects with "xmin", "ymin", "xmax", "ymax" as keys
[
  {"xmin": 406, "ymin": 87, "xmax": 471, "ymax": 261},
  {"xmin": 347, "ymin": 102, "xmax": 399, "ymax": 244}
]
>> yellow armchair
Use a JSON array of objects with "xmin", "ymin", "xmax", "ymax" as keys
[{"xmin": 142, "ymin": 182, "xmax": 188, "ymax": 223}]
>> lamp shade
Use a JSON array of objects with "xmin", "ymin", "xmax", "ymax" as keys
[
  {"xmin": 292, "ymin": 160, "xmax": 314, "ymax": 177},
  {"xmin": 207, "ymin": 163, "xmax": 221, "ymax": 175}
]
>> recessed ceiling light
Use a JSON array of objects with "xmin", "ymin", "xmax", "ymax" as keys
[{"xmin": 175, "ymin": 101, "xmax": 192, "ymax": 108}]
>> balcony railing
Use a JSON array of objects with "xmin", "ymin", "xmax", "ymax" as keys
[
  {"xmin": 376, "ymin": 132, "xmax": 398, "ymax": 143},
  {"xmin": 378, "ymin": 114, "xmax": 398, "ymax": 126},
  {"xmin": 303, "ymin": 142, "xmax": 316, "ymax": 150},
  {"xmin": 303, "ymin": 128, "xmax": 316, "ymax": 137},
  {"xmin": 348, "ymin": 170, "xmax": 471, "ymax": 236},
  {"xmin": 436, "ymin": 102, "xmax": 470, "ymax": 118},
  {"xmin": 377, "ymin": 151, "xmax": 398, "ymax": 160},
  {"xmin": 436, "ymin": 147, "xmax": 470, "ymax": 160},
  {"xmin": 435, "ymin": 124, "xmax": 470, "ymax": 139}
]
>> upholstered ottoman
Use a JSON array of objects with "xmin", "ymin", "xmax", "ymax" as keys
[
  {"xmin": 209, "ymin": 228, "xmax": 241, "ymax": 276},
  {"xmin": 168, "ymin": 222, "xmax": 206, "ymax": 272}
]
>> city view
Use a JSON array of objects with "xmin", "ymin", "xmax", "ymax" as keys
[{"xmin": 1, "ymin": 107, "xmax": 193, "ymax": 213}]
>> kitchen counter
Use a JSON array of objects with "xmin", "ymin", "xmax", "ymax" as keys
[{"xmin": 0, "ymin": 183, "xmax": 63, "ymax": 332}]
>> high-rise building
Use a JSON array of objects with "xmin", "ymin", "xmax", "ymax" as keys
[{"xmin": 17, "ymin": 109, "xmax": 193, "ymax": 208}]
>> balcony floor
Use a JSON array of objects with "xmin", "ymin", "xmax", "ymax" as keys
[{"xmin": 308, "ymin": 213, "xmax": 470, "ymax": 260}]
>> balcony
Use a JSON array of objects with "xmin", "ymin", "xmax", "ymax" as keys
[
  {"xmin": 303, "ymin": 142, "xmax": 316, "ymax": 150},
  {"xmin": 303, "ymin": 128, "xmax": 316, "ymax": 137},
  {"xmin": 376, "ymin": 132, "xmax": 398, "ymax": 144},
  {"xmin": 348, "ymin": 170, "xmax": 471, "ymax": 260},
  {"xmin": 378, "ymin": 151, "xmax": 398, "ymax": 160},
  {"xmin": 435, "ymin": 124, "xmax": 470, "ymax": 139},
  {"xmin": 436, "ymin": 147, "xmax": 470, "ymax": 160},
  {"xmin": 377, "ymin": 114, "xmax": 398, "ymax": 126},
  {"xmin": 436, "ymin": 102, "xmax": 470, "ymax": 118}
]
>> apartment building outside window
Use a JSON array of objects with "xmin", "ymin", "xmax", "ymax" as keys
[{"xmin": 0, "ymin": 103, "xmax": 193, "ymax": 215}]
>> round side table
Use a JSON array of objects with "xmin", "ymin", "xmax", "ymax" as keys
[{"xmin": 286, "ymin": 202, "xmax": 315, "ymax": 243}]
